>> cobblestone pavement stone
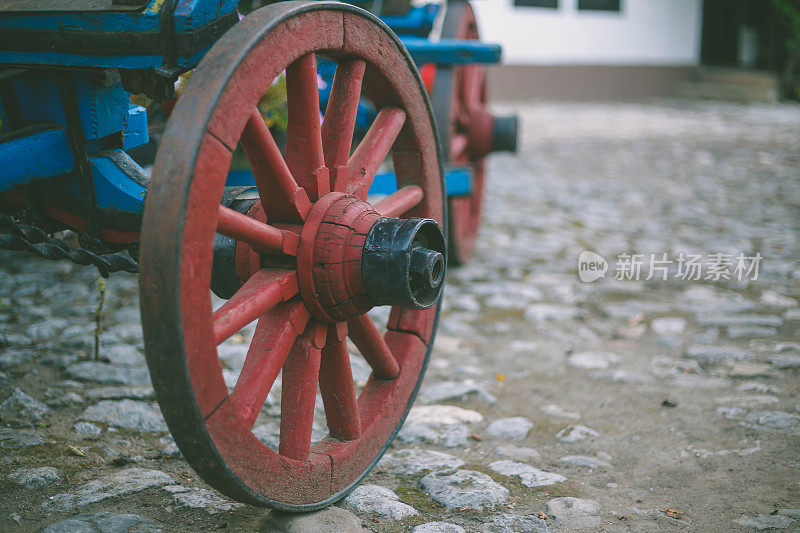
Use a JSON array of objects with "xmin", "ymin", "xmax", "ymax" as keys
[{"xmin": 1, "ymin": 99, "xmax": 799, "ymax": 531}]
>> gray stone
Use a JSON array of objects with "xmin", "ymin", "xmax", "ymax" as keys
[
  {"xmin": 341, "ymin": 484, "xmax": 418, "ymax": 519},
  {"xmin": 0, "ymin": 388, "xmax": 52, "ymax": 422},
  {"xmin": 733, "ymin": 514, "xmax": 795, "ymax": 530},
  {"xmin": 160, "ymin": 436, "xmax": 181, "ymax": 458},
  {"xmin": 486, "ymin": 513, "xmax": 551, "ymax": 533},
  {"xmin": 524, "ymin": 304, "xmax": 578, "ymax": 323},
  {"xmin": 0, "ymin": 350, "xmax": 26, "ymax": 370},
  {"xmin": 398, "ymin": 421, "xmax": 470, "ymax": 448},
  {"xmin": 0, "ymin": 427, "xmax": 44, "ymax": 448},
  {"xmin": 262, "ymin": 507, "xmax": 366, "ymax": 533},
  {"xmin": 655, "ymin": 336, "xmax": 684, "ymax": 350},
  {"xmin": 172, "ymin": 488, "xmax": 245, "ymax": 514},
  {"xmin": 41, "ymin": 512, "xmax": 162, "ymax": 533},
  {"xmin": 406, "ymin": 405, "xmax": 484, "ymax": 425},
  {"xmin": 48, "ymin": 391, "xmax": 85, "ymax": 407},
  {"xmin": 8, "ymin": 466, "xmax": 60, "ymax": 489},
  {"xmin": 650, "ymin": 357, "xmax": 702, "ymax": 377},
  {"xmin": 80, "ymin": 400, "xmax": 167, "ymax": 433},
  {"xmin": 44, "ymin": 468, "xmax": 173, "ymax": 511},
  {"xmin": 744, "ymin": 411, "xmax": 800, "ymax": 435},
  {"xmin": 379, "ymin": 448, "xmax": 464, "ymax": 475},
  {"xmin": 696, "ymin": 314, "xmax": 783, "ymax": 328},
  {"xmin": 487, "ymin": 417, "xmax": 534, "ymax": 440},
  {"xmin": 693, "ymin": 328, "xmax": 720, "ymax": 344},
  {"xmin": 567, "ymin": 351, "xmax": 619, "ymax": 369},
  {"xmin": 669, "ymin": 374, "xmax": 733, "ymax": 389},
  {"xmin": 102, "ymin": 344, "xmax": 145, "ymax": 366},
  {"xmin": 737, "ymin": 382, "xmax": 785, "ymax": 395},
  {"xmin": 727, "ymin": 326, "xmax": 778, "ymax": 339},
  {"xmin": 685, "ymin": 345, "xmax": 752, "ymax": 364},
  {"xmin": 420, "ymin": 470, "xmax": 509, "ymax": 510},
  {"xmin": 412, "ymin": 522, "xmax": 466, "ymax": 533},
  {"xmin": 557, "ymin": 455, "xmax": 611, "ymax": 470},
  {"xmin": 760, "ymin": 290, "xmax": 798, "ymax": 308},
  {"xmin": 420, "ymin": 379, "xmax": 496, "ymax": 404},
  {"xmin": 715, "ymin": 395, "xmax": 779, "ymax": 409},
  {"xmin": 556, "ymin": 425, "xmax": 600, "ymax": 443},
  {"xmin": 65, "ymin": 361, "xmax": 149, "ymax": 385},
  {"xmin": 767, "ymin": 354, "xmax": 800, "ymax": 369},
  {"xmin": 545, "ymin": 497, "xmax": 602, "ymax": 528},
  {"xmin": 650, "ymin": 317, "xmax": 687, "ymax": 336},
  {"xmin": 786, "ymin": 308, "xmax": 800, "ymax": 321},
  {"xmin": 85, "ymin": 386, "xmax": 155, "ymax": 401},
  {"xmin": 397, "ymin": 405, "xmax": 482, "ymax": 448},
  {"xmin": 777, "ymin": 509, "xmax": 800, "ymax": 519},
  {"xmin": 540, "ymin": 404, "xmax": 580, "ymax": 420},
  {"xmin": 26, "ymin": 318, "xmax": 69, "ymax": 340},
  {"xmin": 726, "ymin": 362, "xmax": 776, "ymax": 378},
  {"xmin": 589, "ymin": 369, "xmax": 654, "ymax": 383},
  {"xmin": 494, "ymin": 445, "xmax": 542, "ymax": 461},
  {"xmin": 74, "ymin": 421, "xmax": 102, "ymax": 437},
  {"xmin": 488, "ymin": 460, "xmax": 566, "ymax": 487},
  {"xmin": 39, "ymin": 353, "xmax": 80, "ymax": 369}
]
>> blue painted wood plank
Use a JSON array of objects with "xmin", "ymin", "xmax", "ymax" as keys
[
  {"xmin": 381, "ymin": 5, "xmax": 439, "ymax": 35},
  {"xmin": 0, "ymin": 127, "xmax": 73, "ymax": 192},
  {"xmin": 400, "ymin": 37, "xmax": 502, "ymax": 65}
]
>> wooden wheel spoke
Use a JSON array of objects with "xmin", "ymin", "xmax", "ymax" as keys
[
  {"xmin": 322, "ymin": 59, "xmax": 366, "ymax": 193},
  {"xmin": 461, "ymin": 64, "xmax": 483, "ymax": 109},
  {"xmin": 347, "ymin": 314, "xmax": 400, "ymax": 380},
  {"xmin": 347, "ymin": 107, "xmax": 406, "ymax": 199},
  {"xmin": 450, "ymin": 133, "xmax": 469, "ymax": 162},
  {"xmin": 226, "ymin": 301, "xmax": 310, "ymax": 428},
  {"xmin": 213, "ymin": 269, "xmax": 298, "ymax": 345},
  {"xmin": 241, "ymin": 110, "xmax": 311, "ymax": 222},
  {"xmin": 286, "ymin": 53, "xmax": 328, "ymax": 201},
  {"xmin": 279, "ymin": 321, "xmax": 326, "ymax": 461},
  {"xmin": 373, "ymin": 185, "xmax": 424, "ymax": 218},
  {"xmin": 319, "ymin": 323, "xmax": 361, "ymax": 441},
  {"xmin": 217, "ymin": 205, "xmax": 299, "ymax": 256}
]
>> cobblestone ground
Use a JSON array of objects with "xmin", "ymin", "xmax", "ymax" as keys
[{"xmin": 2, "ymin": 100, "xmax": 800, "ymax": 532}]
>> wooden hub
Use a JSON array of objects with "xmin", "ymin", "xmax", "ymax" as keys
[
  {"xmin": 297, "ymin": 192, "xmax": 446, "ymax": 323},
  {"xmin": 297, "ymin": 192, "xmax": 382, "ymax": 322}
]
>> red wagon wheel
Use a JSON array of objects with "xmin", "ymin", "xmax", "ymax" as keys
[
  {"xmin": 432, "ymin": 0, "xmax": 489, "ymax": 265},
  {"xmin": 139, "ymin": 1, "xmax": 445, "ymax": 510}
]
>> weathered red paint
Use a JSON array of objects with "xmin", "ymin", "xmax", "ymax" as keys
[
  {"xmin": 319, "ymin": 323, "xmax": 362, "ymax": 441},
  {"xmin": 347, "ymin": 107, "xmax": 406, "ymax": 199},
  {"xmin": 373, "ymin": 185, "xmax": 424, "ymax": 217},
  {"xmin": 286, "ymin": 54, "xmax": 330, "ymax": 201},
  {"xmin": 322, "ymin": 59, "xmax": 366, "ymax": 193},
  {"xmin": 139, "ymin": 2, "xmax": 444, "ymax": 510},
  {"xmin": 217, "ymin": 205, "xmax": 298, "ymax": 255}
]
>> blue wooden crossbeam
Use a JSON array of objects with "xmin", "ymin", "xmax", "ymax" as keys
[{"xmin": 400, "ymin": 37, "xmax": 502, "ymax": 65}]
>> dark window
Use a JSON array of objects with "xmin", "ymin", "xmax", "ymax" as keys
[
  {"xmin": 578, "ymin": 0, "xmax": 620, "ymax": 11},
  {"xmin": 515, "ymin": 0, "xmax": 558, "ymax": 8}
]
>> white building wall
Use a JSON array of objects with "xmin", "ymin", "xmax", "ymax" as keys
[{"xmin": 472, "ymin": 0, "xmax": 703, "ymax": 66}]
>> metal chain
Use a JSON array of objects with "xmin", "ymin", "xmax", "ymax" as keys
[{"xmin": 0, "ymin": 212, "xmax": 139, "ymax": 278}]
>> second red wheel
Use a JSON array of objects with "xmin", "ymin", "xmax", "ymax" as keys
[{"xmin": 431, "ymin": 0, "xmax": 518, "ymax": 265}]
